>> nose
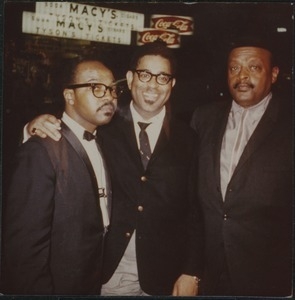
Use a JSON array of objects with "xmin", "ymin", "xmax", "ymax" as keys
[
  {"xmin": 238, "ymin": 66, "xmax": 249, "ymax": 80},
  {"xmin": 104, "ymin": 88, "xmax": 116, "ymax": 101},
  {"xmin": 147, "ymin": 75, "xmax": 158, "ymax": 87},
  {"xmin": 99, "ymin": 91, "xmax": 116, "ymax": 107}
]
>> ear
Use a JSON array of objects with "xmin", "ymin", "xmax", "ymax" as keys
[
  {"xmin": 271, "ymin": 66, "xmax": 279, "ymax": 84},
  {"xmin": 171, "ymin": 78, "xmax": 176, "ymax": 88},
  {"xmin": 126, "ymin": 70, "xmax": 134, "ymax": 90},
  {"xmin": 63, "ymin": 89, "xmax": 75, "ymax": 105}
]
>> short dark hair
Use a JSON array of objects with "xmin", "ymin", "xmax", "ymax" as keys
[
  {"xmin": 62, "ymin": 54, "xmax": 112, "ymax": 88},
  {"xmin": 129, "ymin": 41, "xmax": 177, "ymax": 75},
  {"xmin": 228, "ymin": 35, "xmax": 277, "ymax": 67}
]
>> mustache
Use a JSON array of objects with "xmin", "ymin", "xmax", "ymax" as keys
[
  {"xmin": 96, "ymin": 101, "xmax": 116, "ymax": 112},
  {"xmin": 233, "ymin": 82, "xmax": 255, "ymax": 89}
]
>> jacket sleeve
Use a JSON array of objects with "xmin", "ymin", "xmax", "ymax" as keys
[
  {"xmin": 1, "ymin": 139, "xmax": 56, "ymax": 295},
  {"xmin": 182, "ymin": 136, "xmax": 204, "ymax": 280}
]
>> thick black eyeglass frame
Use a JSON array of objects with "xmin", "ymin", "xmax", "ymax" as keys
[
  {"xmin": 66, "ymin": 82, "xmax": 122, "ymax": 98},
  {"xmin": 134, "ymin": 69, "xmax": 174, "ymax": 85}
]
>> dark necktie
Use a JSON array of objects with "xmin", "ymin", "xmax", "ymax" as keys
[
  {"xmin": 138, "ymin": 122, "xmax": 152, "ymax": 170},
  {"xmin": 83, "ymin": 130, "xmax": 96, "ymax": 141}
]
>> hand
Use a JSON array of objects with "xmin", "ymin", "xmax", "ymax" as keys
[
  {"xmin": 28, "ymin": 114, "xmax": 62, "ymax": 141},
  {"xmin": 172, "ymin": 274, "xmax": 199, "ymax": 296}
]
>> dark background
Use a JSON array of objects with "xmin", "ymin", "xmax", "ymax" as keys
[
  {"xmin": 1, "ymin": 1, "xmax": 294, "ymax": 175},
  {"xmin": 0, "ymin": 3, "xmax": 293, "ymax": 300}
]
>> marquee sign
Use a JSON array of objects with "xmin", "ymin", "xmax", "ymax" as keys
[
  {"xmin": 22, "ymin": 11, "xmax": 132, "ymax": 45},
  {"xmin": 22, "ymin": 2, "xmax": 144, "ymax": 45},
  {"xmin": 137, "ymin": 28, "xmax": 180, "ymax": 48},
  {"xmin": 35, "ymin": 2, "xmax": 144, "ymax": 31},
  {"xmin": 150, "ymin": 14, "xmax": 194, "ymax": 35},
  {"xmin": 21, "ymin": 3, "xmax": 193, "ymax": 48}
]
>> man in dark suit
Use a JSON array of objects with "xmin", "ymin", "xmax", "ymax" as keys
[
  {"xmin": 190, "ymin": 39, "xmax": 293, "ymax": 296},
  {"xmin": 99, "ymin": 42, "xmax": 203, "ymax": 296},
  {"xmin": 1, "ymin": 56, "xmax": 120, "ymax": 295},
  {"xmin": 21, "ymin": 42, "xmax": 204, "ymax": 296}
]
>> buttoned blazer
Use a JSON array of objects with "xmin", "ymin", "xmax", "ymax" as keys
[
  {"xmin": 190, "ymin": 95, "xmax": 293, "ymax": 296},
  {"xmin": 100, "ymin": 105, "xmax": 204, "ymax": 295},
  {"xmin": 1, "ymin": 123, "xmax": 109, "ymax": 295}
]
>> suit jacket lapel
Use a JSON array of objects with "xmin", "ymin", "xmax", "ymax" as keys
[
  {"xmin": 118, "ymin": 106, "xmax": 170, "ymax": 170},
  {"xmin": 119, "ymin": 107, "xmax": 148, "ymax": 170},
  {"xmin": 213, "ymin": 103, "xmax": 232, "ymax": 191},
  {"xmin": 232, "ymin": 97, "xmax": 278, "ymax": 177},
  {"xmin": 61, "ymin": 122, "xmax": 101, "ymax": 211},
  {"xmin": 150, "ymin": 115, "xmax": 169, "ymax": 164},
  {"xmin": 96, "ymin": 133, "xmax": 112, "ymax": 217}
]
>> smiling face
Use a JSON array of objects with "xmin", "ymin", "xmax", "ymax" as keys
[
  {"xmin": 64, "ymin": 61, "xmax": 117, "ymax": 132},
  {"xmin": 126, "ymin": 55, "xmax": 176, "ymax": 120},
  {"xmin": 227, "ymin": 46, "xmax": 279, "ymax": 107}
]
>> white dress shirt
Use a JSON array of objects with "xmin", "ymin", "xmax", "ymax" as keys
[
  {"xmin": 220, "ymin": 93, "xmax": 272, "ymax": 200},
  {"xmin": 62, "ymin": 112, "xmax": 110, "ymax": 227},
  {"xmin": 130, "ymin": 101, "xmax": 166, "ymax": 153}
]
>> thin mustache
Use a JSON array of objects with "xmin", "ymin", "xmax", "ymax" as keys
[
  {"xmin": 96, "ymin": 102, "xmax": 116, "ymax": 112},
  {"xmin": 233, "ymin": 82, "xmax": 255, "ymax": 89}
]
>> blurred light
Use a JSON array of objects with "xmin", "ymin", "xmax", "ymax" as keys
[{"xmin": 277, "ymin": 27, "xmax": 287, "ymax": 32}]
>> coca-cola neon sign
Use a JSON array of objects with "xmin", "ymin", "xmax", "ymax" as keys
[
  {"xmin": 137, "ymin": 28, "xmax": 180, "ymax": 48},
  {"xmin": 151, "ymin": 14, "xmax": 194, "ymax": 35}
]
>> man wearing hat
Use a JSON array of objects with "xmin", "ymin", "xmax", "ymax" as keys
[{"xmin": 190, "ymin": 39, "xmax": 293, "ymax": 296}]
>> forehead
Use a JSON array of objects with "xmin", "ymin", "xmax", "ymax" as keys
[
  {"xmin": 229, "ymin": 47, "xmax": 272, "ymax": 63},
  {"xmin": 137, "ymin": 55, "xmax": 172, "ymax": 72},
  {"xmin": 75, "ymin": 61, "xmax": 114, "ymax": 82}
]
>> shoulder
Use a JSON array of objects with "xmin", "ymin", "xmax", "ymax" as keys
[
  {"xmin": 192, "ymin": 99, "xmax": 229, "ymax": 119},
  {"xmin": 272, "ymin": 93, "xmax": 292, "ymax": 116},
  {"xmin": 170, "ymin": 116, "xmax": 197, "ymax": 139},
  {"xmin": 8, "ymin": 137, "xmax": 58, "ymax": 179},
  {"xmin": 20, "ymin": 134, "xmax": 70, "ymax": 163},
  {"xmin": 20, "ymin": 135, "xmax": 55, "ymax": 152},
  {"xmin": 99, "ymin": 105, "xmax": 131, "ymax": 134},
  {"xmin": 26, "ymin": 135, "xmax": 66, "ymax": 150},
  {"xmin": 190, "ymin": 99, "xmax": 230, "ymax": 131}
]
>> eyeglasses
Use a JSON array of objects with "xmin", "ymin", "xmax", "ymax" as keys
[
  {"xmin": 134, "ymin": 70, "xmax": 173, "ymax": 85},
  {"xmin": 67, "ymin": 82, "xmax": 123, "ymax": 99}
]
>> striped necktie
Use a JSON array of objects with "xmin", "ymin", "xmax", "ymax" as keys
[{"xmin": 138, "ymin": 122, "xmax": 152, "ymax": 170}]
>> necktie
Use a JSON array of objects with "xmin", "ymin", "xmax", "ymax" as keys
[
  {"xmin": 83, "ymin": 130, "xmax": 96, "ymax": 141},
  {"xmin": 138, "ymin": 122, "xmax": 152, "ymax": 170},
  {"xmin": 229, "ymin": 109, "xmax": 249, "ymax": 178}
]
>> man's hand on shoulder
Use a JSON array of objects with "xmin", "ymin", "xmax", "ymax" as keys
[{"xmin": 29, "ymin": 114, "xmax": 62, "ymax": 141}]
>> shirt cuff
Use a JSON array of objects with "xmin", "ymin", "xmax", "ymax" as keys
[{"xmin": 23, "ymin": 123, "xmax": 31, "ymax": 143}]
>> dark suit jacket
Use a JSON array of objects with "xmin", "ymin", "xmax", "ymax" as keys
[
  {"xmin": 190, "ymin": 94, "xmax": 293, "ymax": 296},
  {"xmin": 100, "ymin": 105, "xmax": 204, "ymax": 295},
  {"xmin": 1, "ymin": 123, "xmax": 108, "ymax": 295}
]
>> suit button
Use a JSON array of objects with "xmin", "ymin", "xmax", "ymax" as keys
[
  {"xmin": 228, "ymin": 188, "xmax": 233, "ymax": 192},
  {"xmin": 141, "ymin": 176, "xmax": 147, "ymax": 182},
  {"xmin": 223, "ymin": 214, "xmax": 228, "ymax": 220},
  {"xmin": 125, "ymin": 232, "xmax": 131, "ymax": 238},
  {"xmin": 138, "ymin": 205, "xmax": 144, "ymax": 212}
]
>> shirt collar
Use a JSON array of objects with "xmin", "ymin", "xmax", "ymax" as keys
[
  {"xmin": 231, "ymin": 92, "xmax": 272, "ymax": 122},
  {"xmin": 130, "ymin": 100, "xmax": 166, "ymax": 126},
  {"xmin": 62, "ymin": 112, "xmax": 97, "ymax": 141}
]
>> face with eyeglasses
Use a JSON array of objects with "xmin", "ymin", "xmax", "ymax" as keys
[
  {"xmin": 64, "ymin": 60, "xmax": 118, "ymax": 132},
  {"xmin": 126, "ymin": 55, "xmax": 176, "ymax": 119}
]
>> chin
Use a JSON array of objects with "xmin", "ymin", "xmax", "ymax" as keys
[
  {"xmin": 235, "ymin": 100, "xmax": 255, "ymax": 108},
  {"xmin": 98, "ymin": 116, "xmax": 113, "ymax": 126}
]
